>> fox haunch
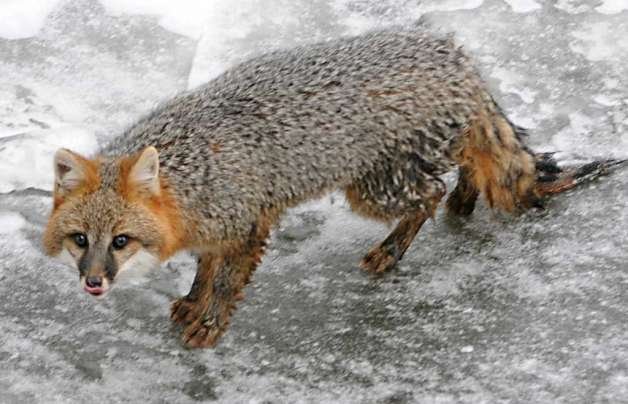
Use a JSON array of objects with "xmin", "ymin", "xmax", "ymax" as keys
[{"xmin": 43, "ymin": 27, "xmax": 623, "ymax": 347}]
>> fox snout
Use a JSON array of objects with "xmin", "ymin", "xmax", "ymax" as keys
[
  {"xmin": 81, "ymin": 274, "xmax": 110, "ymax": 297},
  {"xmin": 75, "ymin": 240, "xmax": 118, "ymax": 296}
]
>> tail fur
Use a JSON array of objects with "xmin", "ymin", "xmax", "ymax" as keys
[
  {"xmin": 534, "ymin": 153, "xmax": 627, "ymax": 196},
  {"xmin": 453, "ymin": 108, "xmax": 539, "ymax": 212},
  {"xmin": 452, "ymin": 107, "xmax": 624, "ymax": 214}
]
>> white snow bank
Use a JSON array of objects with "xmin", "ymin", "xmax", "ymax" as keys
[
  {"xmin": 0, "ymin": 0, "xmax": 61, "ymax": 39},
  {"xmin": 100, "ymin": 0, "xmax": 489, "ymax": 88},
  {"xmin": 596, "ymin": 0, "xmax": 628, "ymax": 14},
  {"xmin": 417, "ymin": 0, "xmax": 485, "ymax": 12},
  {"xmin": 98, "ymin": 0, "xmax": 215, "ymax": 39},
  {"xmin": 554, "ymin": 0, "xmax": 590, "ymax": 14},
  {"xmin": 188, "ymin": 0, "xmax": 300, "ymax": 87},
  {"xmin": 503, "ymin": 0, "xmax": 541, "ymax": 13},
  {"xmin": 0, "ymin": 126, "xmax": 98, "ymax": 193}
]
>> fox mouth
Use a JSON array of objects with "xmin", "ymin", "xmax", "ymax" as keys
[
  {"xmin": 80, "ymin": 277, "xmax": 111, "ymax": 297},
  {"xmin": 83, "ymin": 285, "xmax": 107, "ymax": 296}
]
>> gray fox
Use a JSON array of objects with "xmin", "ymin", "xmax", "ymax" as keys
[{"xmin": 42, "ymin": 27, "xmax": 623, "ymax": 348}]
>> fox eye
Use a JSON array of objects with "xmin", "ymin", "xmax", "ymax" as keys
[
  {"xmin": 112, "ymin": 235, "xmax": 129, "ymax": 250},
  {"xmin": 72, "ymin": 233, "xmax": 88, "ymax": 248}
]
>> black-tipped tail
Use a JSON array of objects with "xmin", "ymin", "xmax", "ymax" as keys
[{"xmin": 535, "ymin": 152, "xmax": 627, "ymax": 196}]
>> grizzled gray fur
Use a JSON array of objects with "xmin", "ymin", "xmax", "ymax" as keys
[{"xmin": 103, "ymin": 27, "xmax": 491, "ymax": 241}]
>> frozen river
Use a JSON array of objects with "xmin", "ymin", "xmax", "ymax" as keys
[{"xmin": 0, "ymin": 0, "xmax": 627, "ymax": 402}]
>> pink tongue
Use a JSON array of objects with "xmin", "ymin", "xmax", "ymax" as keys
[{"xmin": 84, "ymin": 285, "xmax": 104, "ymax": 295}]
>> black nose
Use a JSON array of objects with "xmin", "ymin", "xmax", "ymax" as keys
[{"xmin": 85, "ymin": 276, "xmax": 103, "ymax": 288}]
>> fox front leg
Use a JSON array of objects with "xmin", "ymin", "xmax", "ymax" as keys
[
  {"xmin": 171, "ymin": 253, "xmax": 217, "ymax": 326},
  {"xmin": 169, "ymin": 252, "xmax": 244, "ymax": 348},
  {"xmin": 176, "ymin": 221, "xmax": 270, "ymax": 348},
  {"xmin": 181, "ymin": 256, "xmax": 242, "ymax": 348}
]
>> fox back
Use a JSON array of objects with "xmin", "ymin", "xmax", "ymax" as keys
[{"xmin": 101, "ymin": 29, "xmax": 491, "ymax": 242}]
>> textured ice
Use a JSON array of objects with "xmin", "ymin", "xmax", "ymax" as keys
[{"xmin": 1, "ymin": 0, "xmax": 628, "ymax": 403}]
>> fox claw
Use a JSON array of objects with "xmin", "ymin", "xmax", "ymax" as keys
[
  {"xmin": 182, "ymin": 319, "xmax": 224, "ymax": 348},
  {"xmin": 361, "ymin": 244, "xmax": 399, "ymax": 273}
]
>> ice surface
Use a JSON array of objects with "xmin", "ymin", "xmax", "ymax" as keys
[{"xmin": 1, "ymin": 0, "xmax": 627, "ymax": 403}]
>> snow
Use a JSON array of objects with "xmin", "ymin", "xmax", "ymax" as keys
[
  {"xmin": 0, "ymin": 211, "xmax": 25, "ymax": 234},
  {"xmin": 0, "ymin": 126, "xmax": 98, "ymax": 193},
  {"xmin": 1, "ymin": 0, "xmax": 628, "ymax": 403},
  {"xmin": 503, "ymin": 0, "xmax": 541, "ymax": 13},
  {"xmin": 595, "ymin": 0, "xmax": 628, "ymax": 14},
  {"xmin": 0, "ymin": 0, "xmax": 61, "ymax": 39},
  {"xmin": 570, "ymin": 21, "xmax": 628, "ymax": 62}
]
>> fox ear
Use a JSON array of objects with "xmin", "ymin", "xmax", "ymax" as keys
[
  {"xmin": 129, "ymin": 146, "xmax": 160, "ymax": 196},
  {"xmin": 54, "ymin": 148, "xmax": 90, "ymax": 196}
]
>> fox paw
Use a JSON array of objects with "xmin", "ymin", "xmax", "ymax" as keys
[
  {"xmin": 182, "ymin": 319, "xmax": 225, "ymax": 348},
  {"xmin": 171, "ymin": 298, "xmax": 203, "ymax": 326},
  {"xmin": 360, "ymin": 243, "xmax": 400, "ymax": 273}
]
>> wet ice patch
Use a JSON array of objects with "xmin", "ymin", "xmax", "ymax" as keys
[
  {"xmin": 0, "ymin": 125, "xmax": 98, "ymax": 193},
  {"xmin": 503, "ymin": 0, "xmax": 541, "ymax": 13},
  {"xmin": 0, "ymin": 0, "xmax": 61, "ymax": 39}
]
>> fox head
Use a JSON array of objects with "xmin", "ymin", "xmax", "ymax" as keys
[{"xmin": 43, "ymin": 147, "xmax": 185, "ymax": 297}]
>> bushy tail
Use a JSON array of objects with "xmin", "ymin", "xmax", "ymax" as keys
[
  {"xmin": 534, "ymin": 152, "xmax": 627, "ymax": 197},
  {"xmin": 453, "ymin": 110, "xmax": 538, "ymax": 212},
  {"xmin": 451, "ymin": 106, "xmax": 626, "ymax": 214}
]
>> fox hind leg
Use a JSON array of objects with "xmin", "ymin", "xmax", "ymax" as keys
[
  {"xmin": 446, "ymin": 166, "xmax": 480, "ymax": 216},
  {"xmin": 360, "ymin": 211, "xmax": 431, "ymax": 273},
  {"xmin": 346, "ymin": 161, "xmax": 446, "ymax": 273}
]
